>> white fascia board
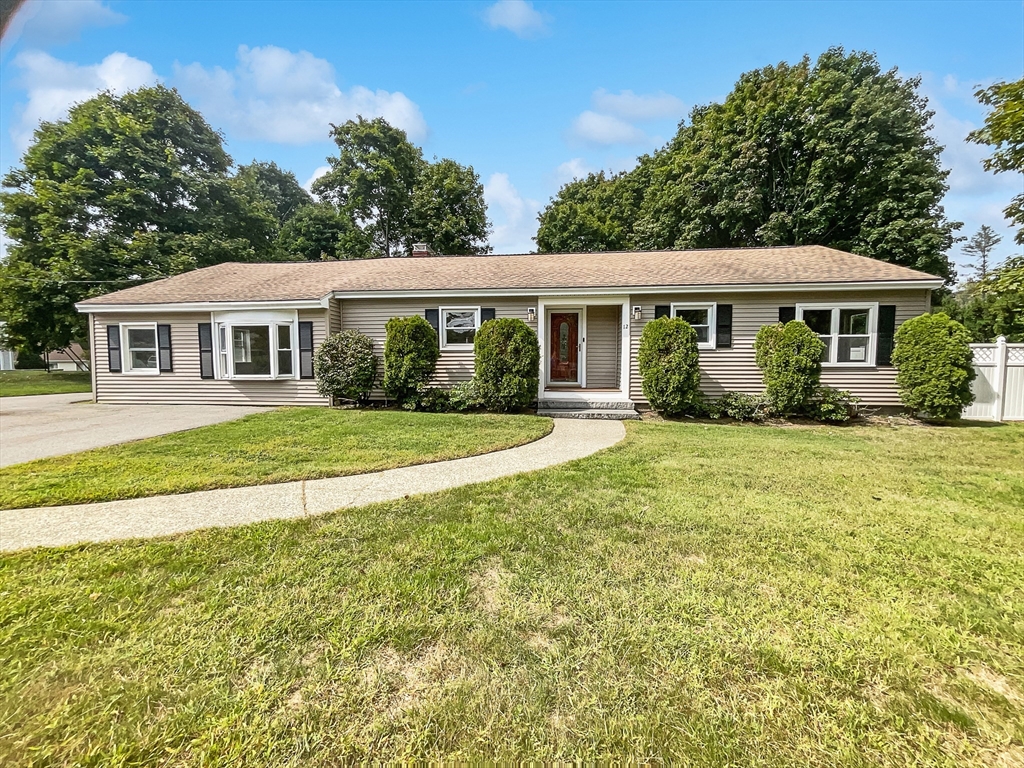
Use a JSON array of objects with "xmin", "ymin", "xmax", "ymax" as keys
[
  {"xmin": 76, "ymin": 296, "xmax": 331, "ymax": 314},
  {"xmin": 330, "ymin": 280, "xmax": 942, "ymax": 300}
]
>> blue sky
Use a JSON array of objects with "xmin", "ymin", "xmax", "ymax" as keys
[{"xmin": 1, "ymin": 0, "xmax": 1022, "ymax": 274}]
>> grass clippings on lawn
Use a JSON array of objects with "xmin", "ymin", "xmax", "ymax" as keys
[
  {"xmin": 0, "ymin": 408, "xmax": 553, "ymax": 509},
  {"xmin": 1, "ymin": 420, "xmax": 1022, "ymax": 765},
  {"xmin": 0, "ymin": 370, "xmax": 91, "ymax": 397}
]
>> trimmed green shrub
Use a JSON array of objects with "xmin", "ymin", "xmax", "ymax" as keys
[
  {"xmin": 448, "ymin": 380, "xmax": 484, "ymax": 412},
  {"xmin": 718, "ymin": 391, "xmax": 774, "ymax": 421},
  {"xmin": 807, "ymin": 386, "xmax": 859, "ymax": 423},
  {"xmin": 891, "ymin": 312, "xmax": 975, "ymax": 418},
  {"xmin": 754, "ymin": 321, "xmax": 826, "ymax": 415},
  {"xmin": 14, "ymin": 350, "xmax": 46, "ymax": 369},
  {"xmin": 313, "ymin": 330, "xmax": 378, "ymax": 403},
  {"xmin": 637, "ymin": 317, "xmax": 702, "ymax": 416},
  {"xmin": 382, "ymin": 315, "xmax": 440, "ymax": 405},
  {"xmin": 411, "ymin": 386, "xmax": 450, "ymax": 413},
  {"xmin": 472, "ymin": 318, "xmax": 540, "ymax": 412}
]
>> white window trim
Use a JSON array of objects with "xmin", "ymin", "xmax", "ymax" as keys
[
  {"xmin": 671, "ymin": 302, "xmax": 717, "ymax": 350},
  {"xmin": 439, "ymin": 306, "xmax": 481, "ymax": 350},
  {"xmin": 796, "ymin": 302, "xmax": 878, "ymax": 367},
  {"xmin": 211, "ymin": 310, "xmax": 299, "ymax": 380},
  {"xmin": 120, "ymin": 322, "xmax": 160, "ymax": 375}
]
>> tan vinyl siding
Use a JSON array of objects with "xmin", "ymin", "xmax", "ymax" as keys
[
  {"xmin": 328, "ymin": 298, "xmax": 342, "ymax": 335},
  {"xmin": 585, "ymin": 305, "xmax": 620, "ymax": 388},
  {"xmin": 341, "ymin": 297, "xmax": 538, "ymax": 396},
  {"xmin": 629, "ymin": 289, "xmax": 931, "ymax": 406},
  {"xmin": 92, "ymin": 310, "xmax": 329, "ymax": 406}
]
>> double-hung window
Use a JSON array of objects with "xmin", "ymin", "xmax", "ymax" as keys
[
  {"xmin": 797, "ymin": 303, "xmax": 876, "ymax": 365},
  {"xmin": 213, "ymin": 311, "xmax": 298, "ymax": 379},
  {"xmin": 122, "ymin": 323, "xmax": 158, "ymax": 374},
  {"xmin": 440, "ymin": 307, "xmax": 480, "ymax": 348},
  {"xmin": 671, "ymin": 303, "xmax": 716, "ymax": 349}
]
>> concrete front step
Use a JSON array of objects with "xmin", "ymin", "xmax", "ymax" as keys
[
  {"xmin": 537, "ymin": 399, "xmax": 636, "ymax": 411},
  {"xmin": 537, "ymin": 408, "xmax": 641, "ymax": 420}
]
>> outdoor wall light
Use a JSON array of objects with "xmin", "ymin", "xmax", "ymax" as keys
[
  {"xmin": 632, "ymin": 306, "xmax": 642, "ymax": 321},
  {"xmin": 527, "ymin": 307, "xmax": 537, "ymax": 323}
]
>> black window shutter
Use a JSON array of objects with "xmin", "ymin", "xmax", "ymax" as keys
[
  {"xmin": 654, "ymin": 305, "xmax": 670, "ymax": 319},
  {"xmin": 876, "ymin": 305, "xmax": 897, "ymax": 366},
  {"xmin": 157, "ymin": 324, "xmax": 173, "ymax": 372},
  {"xmin": 106, "ymin": 325, "xmax": 121, "ymax": 373},
  {"xmin": 198, "ymin": 323, "xmax": 214, "ymax": 379},
  {"xmin": 716, "ymin": 304, "xmax": 733, "ymax": 348},
  {"xmin": 779, "ymin": 306, "xmax": 796, "ymax": 324},
  {"xmin": 425, "ymin": 308, "xmax": 439, "ymax": 336},
  {"xmin": 298, "ymin": 321, "xmax": 314, "ymax": 378},
  {"xmin": 480, "ymin": 308, "xmax": 496, "ymax": 323}
]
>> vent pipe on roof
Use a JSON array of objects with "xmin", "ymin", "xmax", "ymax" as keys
[{"xmin": 410, "ymin": 243, "xmax": 437, "ymax": 258}]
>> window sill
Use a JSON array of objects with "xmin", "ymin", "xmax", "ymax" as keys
[
  {"xmin": 440, "ymin": 344, "xmax": 474, "ymax": 351},
  {"xmin": 123, "ymin": 369, "xmax": 161, "ymax": 376}
]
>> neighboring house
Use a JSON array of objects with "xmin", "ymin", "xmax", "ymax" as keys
[
  {"xmin": 0, "ymin": 321, "xmax": 15, "ymax": 370},
  {"xmin": 46, "ymin": 343, "xmax": 90, "ymax": 372},
  {"xmin": 75, "ymin": 246, "xmax": 942, "ymax": 412}
]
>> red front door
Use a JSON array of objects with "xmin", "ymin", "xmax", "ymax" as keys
[{"xmin": 549, "ymin": 312, "xmax": 579, "ymax": 383}]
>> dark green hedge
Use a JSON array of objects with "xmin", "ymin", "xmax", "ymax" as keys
[
  {"xmin": 382, "ymin": 315, "xmax": 440, "ymax": 404},
  {"xmin": 473, "ymin": 318, "xmax": 539, "ymax": 412},
  {"xmin": 892, "ymin": 313, "xmax": 975, "ymax": 418},
  {"xmin": 637, "ymin": 317, "xmax": 702, "ymax": 416}
]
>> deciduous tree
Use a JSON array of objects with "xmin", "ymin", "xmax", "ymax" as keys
[
  {"xmin": 0, "ymin": 85, "xmax": 277, "ymax": 352},
  {"xmin": 968, "ymin": 78, "xmax": 1024, "ymax": 245}
]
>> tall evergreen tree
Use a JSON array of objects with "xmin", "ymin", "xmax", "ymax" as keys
[{"xmin": 962, "ymin": 225, "xmax": 1002, "ymax": 281}]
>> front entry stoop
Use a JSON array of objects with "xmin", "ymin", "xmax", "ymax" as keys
[{"xmin": 536, "ymin": 399, "xmax": 641, "ymax": 420}]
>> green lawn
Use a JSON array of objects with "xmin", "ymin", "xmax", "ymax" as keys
[
  {"xmin": 1, "ymin": 420, "xmax": 1022, "ymax": 765},
  {"xmin": 0, "ymin": 369, "xmax": 91, "ymax": 397},
  {"xmin": 0, "ymin": 408, "xmax": 553, "ymax": 509}
]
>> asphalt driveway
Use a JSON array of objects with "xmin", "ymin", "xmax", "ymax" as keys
[{"xmin": 0, "ymin": 393, "xmax": 269, "ymax": 467}]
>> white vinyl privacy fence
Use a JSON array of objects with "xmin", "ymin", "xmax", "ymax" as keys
[{"xmin": 963, "ymin": 336, "xmax": 1024, "ymax": 421}]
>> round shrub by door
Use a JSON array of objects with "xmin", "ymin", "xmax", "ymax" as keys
[
  {"xmin": 382, "ymin": 315, "xmax": 440, "ymax": 405},
  {"xmin": 637, "ymin": 316, "xmax": 702, "ymax": 416},
  {"xmin": 754, "ymin": 321, "xmax": 826, "ymax": 415},
  {"xmin": 313, "ymin": 330, "xmax": 378, "ymax": 404},
  {"xmin": 891, "ymin": 312, "xmax": 976, "ymax": 419},
  {"xmin": 473, "ymin": 318, "xmax": 540, "ymax": 412}
]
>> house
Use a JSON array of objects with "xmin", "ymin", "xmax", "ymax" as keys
[
  {"xmin": 75, "ymin": 245, "xmax": 942, "ymax": 413},
  {"xmin": 45, "ymin": 343, "xmax": 90, "ymax": 372}
]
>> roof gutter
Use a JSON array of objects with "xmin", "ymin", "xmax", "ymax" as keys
[
  {"xmin": 330, "ymin": 279, "xmax": 942, "ymax": 300},
  {"xmin": 75, "ymin": 296, "xmax": 332, "ymax": 314}
]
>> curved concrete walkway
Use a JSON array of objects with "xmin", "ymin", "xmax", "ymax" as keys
[{"xmin": 0, "ymin": 419, "xmax": 625, "ymax": 552}]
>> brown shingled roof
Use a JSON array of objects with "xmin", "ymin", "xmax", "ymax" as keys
[{"xmin": 78, "ymin": 246, "xmax": 941, "ymax": 306}]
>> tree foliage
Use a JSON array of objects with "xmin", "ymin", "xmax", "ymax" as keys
[
  {"xmin": 637, "ymin": 317, "xmax": 702, "ymax": 416},
  {"xmin": 276, "ymin": 203, "xmax": 368, "ymax": 261},
  {"xmin": 968, "ymin": 78, "xmax": 1024, "ymax": 245},
  {"xmin": 754, "ymin": 321, "xmax": 826, "ymax": 415},
  {"xmin": 472, "ymin": 318, "xmax": 539, "ymax": 412},
  {"xmin": 961, "ymin": 225, "xmax": 1002, "ymax": 280},
  {"xmin": 537, "ymin": 48, "xmax": 959, "ymax": 281},
  {"xmin": 891, "ymin": 313, "xmax": 975, "ymax": 419},
  {"xmin": 235, "ymin": 161, "xmax": 312, "ymax": 227},
  {"xmin": 411, "ymin": 158, "xmax": 490, "ymax": 255},
  {"xmin": 312, "ymin": 117, "xmax": 489, "ymax": 257},
  {"xmin": 0, "ymin": 86, "xmax": 278, "ymax": 353},
  {"xmin": 942, "ymin": 256, "xmax": 1024, "ymax": 342}
]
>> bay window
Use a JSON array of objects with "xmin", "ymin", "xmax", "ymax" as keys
[
  {"xmin": 671, "ymin": 303, "xmax": 716, "ymax": 349},
  {"xmin": 796, "ymin": 303, "xmax": 876, "ymax": 365},
  {"xmin": 212, "ymin": 311, "xmax": 298, "ymax": 379}
]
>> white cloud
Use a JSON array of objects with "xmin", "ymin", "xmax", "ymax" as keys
[
  {"xmin": 570, "ymin": 110, "xmax": 648, "ymax": 146},
  {"xmin": 591, "ymin": 88, "xmax": 684, "ymax": 121},
  {"xmin": 554, "ymin": 157, "xmax": 594, "ymax": 185},
  {"xmin": 173, "ymin": 45, "xmax": 427, "ymax": 144},
  {"xmin": 303, "ymin": 165, "xmax": 331, "ymax": 192},
  {"xmin": 9, "ymin": 50, "xmax": 157, "ymax": 151},
  {"xmin": 484, "ymin": 0, "xmax": 549, "ymax": 38},
  {"xmin": 484, "ymin": 172, "xmax": 540, "ymax": 253},
  {"xmin": 2, "ymin": 0, "xmax": 125, "ymax": 51}
]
